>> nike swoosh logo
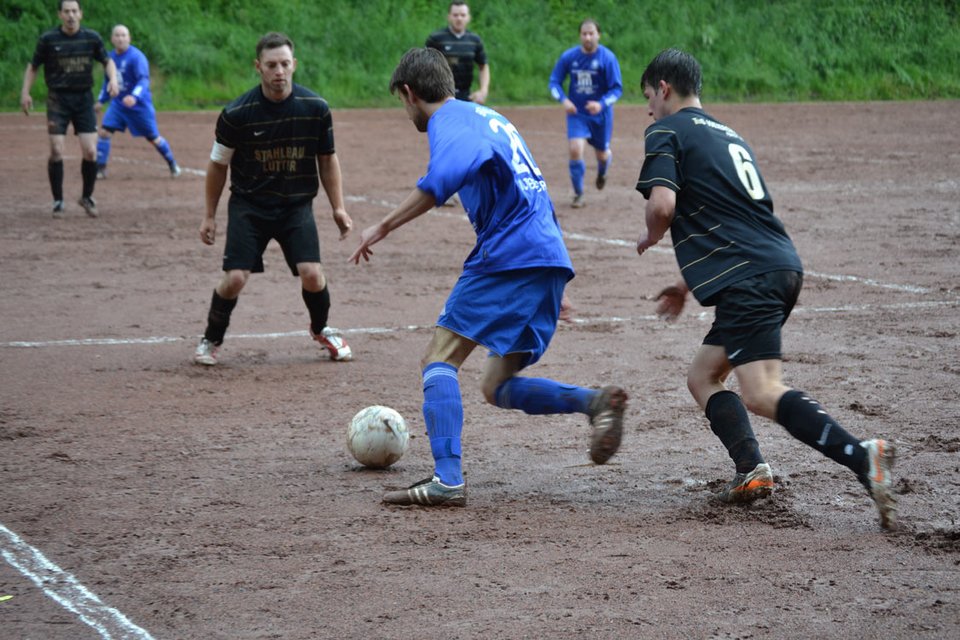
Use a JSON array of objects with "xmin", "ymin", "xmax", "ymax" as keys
[
  {"xmin": 253, "ymin": 131, "xmax": 265, "ymax": 136},
  {"xmin": 728, "ymin": 348, "xmax": 743, "ymax": 360}
]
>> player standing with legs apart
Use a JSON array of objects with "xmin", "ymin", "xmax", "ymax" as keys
[
  {"xmin": 193, "ymin": 32, "xmax": 353, "ymax": 366},
  {"xmin": 95, "ymin": 25, "xmax": 180, "ymax": 179},
  {"xmin": 351, "ymin": 48, "xmax": 627, "ymax": 507},
  {"xmin": 634, "ymin": 48, "xmax": 896, "ymax": 529},
  {"xmin": 21, "ymin": 0, "xmax": 118, "ymax": 218},
  {"xmin": 548, "ymin": 18, "xmax": 622, "ymax": 209}
]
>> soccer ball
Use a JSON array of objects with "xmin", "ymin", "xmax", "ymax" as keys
[{"xmin": 347, "ymin": 405, "xmax": 410, "ymax": 469}]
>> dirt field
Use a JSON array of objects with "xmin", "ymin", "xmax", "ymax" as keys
[{"xmin": 1, "ymin": 100, "xmax": 958, "ymax": 639}]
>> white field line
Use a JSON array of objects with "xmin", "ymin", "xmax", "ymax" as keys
[
  {"xmin": 0, "ymin": 524, "xmax": 154, "ymax": 639},
  {"xmin": 4, "ymin": 301, "xmax": 958, "ymax": 350}
]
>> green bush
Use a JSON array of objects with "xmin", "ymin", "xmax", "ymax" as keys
[{"xmin": 5, "ymin": 0, "xmax": 958, "ymax": 110}]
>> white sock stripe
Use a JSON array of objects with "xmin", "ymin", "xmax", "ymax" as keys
[{"xmin": 423, "ymin": 367, "xmax": 459, "ymax": 383}]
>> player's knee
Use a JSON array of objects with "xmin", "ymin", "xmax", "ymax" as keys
[
  {"xmin": 299, "ymin": 265, "xmax": 326, "ymax": 291},
  {"xmin": 221, "ymin": 271, "xmax": 248, "ymax": 296},
  {"xmin": 739, "ymin": 387, "xmax": 780, "ymax": 420}
]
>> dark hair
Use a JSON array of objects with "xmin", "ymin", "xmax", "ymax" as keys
[
  {"xmin": 580, "ymin": 18, "xmax": 600, "ymax": 34},
  {"xmin": 256, "ymin": 32, "xmax": 294, "ymax": 60},
  {"xmin": 389, "ymin": 48, "xmax": 455, "ymax": 102},
  {"xmin": 449, "ymin": 1, "xmax": 468, "ymax": 10},
  {"xmin": 59, "ymin": 0, "xmax": 80, "ymax": 10},
  {"xmin": 641, "ymin": 48, "xmax": 702, "ymax": 98}
]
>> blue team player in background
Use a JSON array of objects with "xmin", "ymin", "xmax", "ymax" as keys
[
  {"xmin": 96, "ymin": 24, "xmax": 180, "ymax": 178},
  {"xmin": 351, "ymin": 47, "xmax": 627, "ymax": 507},
  {"xmin": 548, "ymin": 18, "xmax": 622, "ymax": 209}
]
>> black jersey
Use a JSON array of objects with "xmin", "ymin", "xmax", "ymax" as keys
[
  {"xmin": 637, "ymin": 107, "xmax": 803, "ymax": 305},
  {"xmin": 30, "ymin": 27, "xmax": 108, "ymax": 92},
  {"xmin": 425, "ymin": 28, "xmax": 487, "ymax": 101},
  {"xmin": 216, "ymin": 83, "xmax": 335, "ymax": 210}
]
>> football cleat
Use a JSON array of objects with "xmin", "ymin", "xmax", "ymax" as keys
[
  {"xmin": 193, "ymin": 337, "xmax": 220, "ymax": 366},
  {"xmin": 77, "ymin": 196, "xmax": 99, "ymax": 218},
  {"xmin": 383, "ymin": 476, "xmax": 466, "ymax": 507},
  {"xmin": 587, "ymin": 385, "xmax": 627, "ymax": 464},
  {"xmin": 311, "ymin": 326, "xmax": 353, "ymax": 361},
  {"xmin": 859, "ymin": 439, "xmax": 897, "ymax": 530},
  {"xmin": 719, "ymin": 463, "xmax": 774, "ymax": 503}
]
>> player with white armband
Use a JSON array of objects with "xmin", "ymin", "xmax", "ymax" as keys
[{"xmin": 192, "ymin": 32, "xmax": 353, "ymax": 367}]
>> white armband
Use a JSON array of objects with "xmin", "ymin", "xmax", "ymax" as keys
[{"xmin": 210, "ymin": 141, "xmax": 234, "ymax": 165}]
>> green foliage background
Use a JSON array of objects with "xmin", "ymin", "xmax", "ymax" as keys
[{"xmin": 4, "ymin": 0, "xmax": 959, "ymax": 110}]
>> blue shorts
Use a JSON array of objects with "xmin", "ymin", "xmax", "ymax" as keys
[
  {"xmin": 438, "ymin": 267, "xmax": 572, "ymax": 368},
  {"xmin": 101, "ymin": 102, "xmax": 160, "ymax": 139},
  {"xmin": 566, "ymin": 110, "xmax": 612, "ymax": 151},
  {"xmin": 703, "ymin": 270, "xmax": 803, "ymax": 367}
]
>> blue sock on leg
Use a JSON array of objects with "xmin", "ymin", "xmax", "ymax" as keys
[
  {"xmin": 569, "ymin": 159, "xmax": 585, "ymax": 195},
  {"xmin": 153, "ymin": 136, "xmax": 176, "ymax": 165},
  {"xmin": 96, "ymin": 137, "xmax": 111, "ymax": 168},
  {"xmin": 598, "ymin": 154, "xmax": 610, "ymax": 177},
  {"xmin": 422, "ymin": 362, "xmax": 464, "ymax": 486},
  {"xmin": 494, "ymin": 376, "xmax": 595, "ymax": 415}
]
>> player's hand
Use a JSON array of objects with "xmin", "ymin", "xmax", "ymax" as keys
[
  {"xmin": 107, "ymin": 80, "xmax": 119, "ymax": 98},
  {"xmin": 655, "ymin": 282, "xmax": 688, "ymax": 322},
  {"xmin": 469, "ymin": 89, "xmax": 487, "ymax": 104},
  {"xmin": 20, "ymin": 95, "xmax": 32, "ymax": 115},
  {"xmin": 122, "ymin": 95, "xmax": 137, "ymax": 108},
  {"xmin": 200, "ymin": 218, "xmax": 216, "ymax": 245},
  {"xmin": 559, "ymin": 295, "xmax": 575, "ymax": 323},
  {"xmin": 562, "ymin": 98, "xmax": 577, "ymax": 115},
  {"xmin": 585, "ymin": 100, "xmax": 602, "ymax": 116},
  {"xmin": 349, "ymin": 223, "xmax": 388, "ymax": 264},
  {"xmin": 636, "ymin": 231, "xmax": 658, "ymax": 256},
  {"xmin": 333, "ymin": 209, "xmax": 353, "ymax": 240}
]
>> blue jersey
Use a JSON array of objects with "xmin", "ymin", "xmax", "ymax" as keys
[
  {"xmin": 417, "ymin": 100, "xmax": 574, "ymax": 278},
  {"xmin": 548, "ymin": 45, "xmax": 622, "ymax": 117},
  {"xmin": 98, "ymin": 45, "xmax": 152, "ymax": 108}
]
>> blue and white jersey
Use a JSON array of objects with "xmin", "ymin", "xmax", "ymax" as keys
[
  {"xmin": 417, "ymin": 100, "xmax": 574, "ymax": 278},
  {"xmin": 98, "ymin": 45, "xmax": 152, "ymax": 107},
  {"xmin": 548, "ymin": 45, "xmax": 622, "ymax": 117}
]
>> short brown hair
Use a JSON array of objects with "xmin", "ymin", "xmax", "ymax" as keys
[
  {"xmin": 256, "ymin": 32, "xmax": 294, "ymax": 59},
  {"xmin": 389, "ymin": 48, "xmax": 455, "ymax": 103}
]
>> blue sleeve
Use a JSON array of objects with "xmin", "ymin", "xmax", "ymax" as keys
[
  {"xmin": 548, "ymin": 50, "xmax": 570, "ymax": 102},
  {"xmin": 600, "ymin": 49, "xmax": 623, "ymax": 107},
  {"xmin": 130, "ymin": 49, "xmax": 151, "ymax": 99}
]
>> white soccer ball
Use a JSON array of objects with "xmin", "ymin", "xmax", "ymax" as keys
[{"xmin": 347, "ymin": 405, "xmax": 410, "ymax": 469}]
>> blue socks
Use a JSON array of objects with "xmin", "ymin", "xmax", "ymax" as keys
[
  {"xmin": 153, "ymin": 136, "xmax": 176, "ymax": 165},
  {"xmin": 422, "ymin": 362, "xmax": 463, "ymax": 486},
  {"xmin": 598, "ymin": 153, "xmax": 610, "ymax": 178},
  {"xmin": 569, "ymin": 159, "xmax": 585, "ymax": 195},
  {"xmin": 96, "ymin": 137, "xmax": 111, "ymax": 168},
  {"xmin": 494, "ymin": 376, "xmax": 594, "ymax": 415}
]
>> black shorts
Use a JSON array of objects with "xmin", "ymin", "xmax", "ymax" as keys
[
  {"xmin": 223, "ymin": 196, "xmax": 321, "ymax": 275},
  {"xmin": 46, "ymin": 91, "xmax": 97, "ymax": 135},
  {"xmin": 702, "ymin": 270, "xmax": 803, "ymax": 367}
]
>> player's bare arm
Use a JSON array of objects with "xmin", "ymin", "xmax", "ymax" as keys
[
  {"xmin": 200, "ymin": 161, "xmax": 228, "ymax": 245},
  {"xmin": 470, "ymin": 64, "xmax": 490, "ymax": 104},
  {"xmin": 105, "ymin": 58, "xmax": 120, "ymax": 98},
  {"xmin": 20, "ymin": 64, "xmax": 37, "ymax": 114},
  {"xmin": 350, "ymin": 188, "xmax": 436, "ymax": 264},
  {"xmin": 317, "ymin": 152, "xmax": 352, "ymax": 239},
  {"xmin": 637, "ymin": 185, "xmax": 676, "ymax": 255}
]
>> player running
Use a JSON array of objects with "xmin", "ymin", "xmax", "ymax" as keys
[
  {"xmin": 351, "ymin": 47, "xmax": 627, "ymax": 507},
  {"xmin": 634, "ymin": 48, "xmax": 897, "ymax": 529},
  {"xmin": 548, "ymin": 18, "xmax": 622, "ymax": 209},
  {"xmin": 95, "ymin": 25, "xmax": 180, "ymax": 179}
]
